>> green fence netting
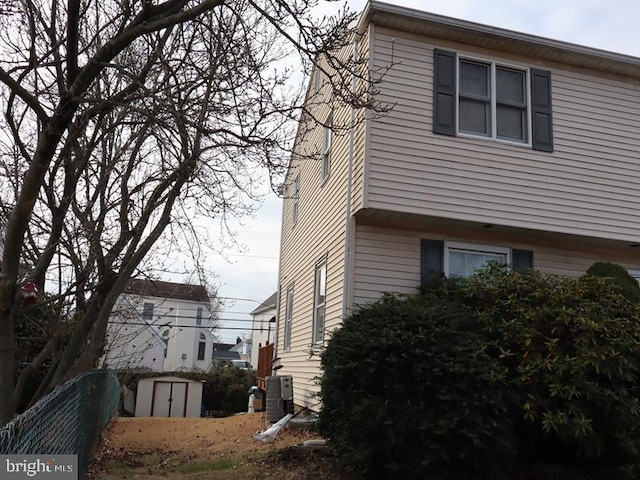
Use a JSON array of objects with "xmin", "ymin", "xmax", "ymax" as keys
[{"xmin": 0, "ymin": 369, "xmax": 120, "ymax": 478}]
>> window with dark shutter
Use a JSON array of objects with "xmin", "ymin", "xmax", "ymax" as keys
[
  {"xmin": 432, "ymin": 49, "xmax": 552, "ymax": 152},
  {"xmin": 531, "ymin": 69, "xmax": 553, "ymax": 152},
  {"xmin": 512, "ymin": 249, "xmax": 534, "ymax": 272},
  {"xmin": 421, "ymin": 239, "xmax": 444, "ymax": 287},
  {"xmin": 433, "ymin": 49, "xmax": 456, "ymax": 136}
]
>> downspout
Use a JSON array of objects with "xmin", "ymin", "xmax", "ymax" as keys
[
  {"xmin": 273, "ymin": 192, "xmax": 286, "ymax": 362},
  {"xmin": 341, "ymin": 34, "xmax": 360, "ymax": 320}
]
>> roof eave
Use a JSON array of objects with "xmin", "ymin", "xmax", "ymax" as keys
[{"xmin": 358, "ymin": 0, "xmax": 640, "ymax": 78}]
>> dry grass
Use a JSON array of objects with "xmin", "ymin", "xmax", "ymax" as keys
[
  {"xmin": 88, "ymin": 413, "xmax": 357, "ymax": 480},
  {"xmin": 88, "ymin": 414, "xmax": 626, "ymax": 480}
]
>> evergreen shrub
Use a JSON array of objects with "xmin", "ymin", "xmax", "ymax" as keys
[
  {"xmin": 438, "ymin": 265, "xmax": 640, "ymax": 470},
  {"xmin": 202, "ymin": 364, "xmax": 257, "ymax": 416},
  {"xmin": 586, "ymin": 261, "xmax": 640, "ymax": 303},
  {"xmin": 318, "ymin": 294, "xmax": 515, "ymax": 480}
]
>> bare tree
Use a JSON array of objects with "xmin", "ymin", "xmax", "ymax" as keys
[{"xmin": 0, "ymin": 0, "xmax": 385, "ymax": 426}]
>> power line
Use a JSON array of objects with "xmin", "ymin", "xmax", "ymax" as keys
[
  {"xmin": 107, "ymin": 320, "xmax": 276, "ymax": 331},
  {"xmin": 110, "ymin": 315, "xmax": 269, "ymax": 323}
]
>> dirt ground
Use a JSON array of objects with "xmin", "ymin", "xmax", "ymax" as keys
[
  {"xmin": 89, "ymin": 414, "xmax": 626, "ymax": 480},
  {"xmin": 89, "ymin": 413, "xmax": 358, "ymax": 480}
]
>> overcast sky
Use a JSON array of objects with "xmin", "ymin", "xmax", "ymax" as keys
[{"xmin": 200, "ymin": 0, "xmax": 640, "ymax": 343}]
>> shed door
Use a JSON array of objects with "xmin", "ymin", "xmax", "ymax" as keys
[{"xmin": 151, "ymin": 381, "xmax": 188, "ymax": 417}]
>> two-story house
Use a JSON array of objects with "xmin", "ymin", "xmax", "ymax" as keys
[
  {"xmin": 103, "ymin": 278, "xmax": 217, "ymax": 372},
  {"xmin": 274, "ymin": 1, "xmax": 640, "ymax": 409}
]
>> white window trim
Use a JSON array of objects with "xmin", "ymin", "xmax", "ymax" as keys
[
  {"xmin": 312, "ymin": 258, "xmax": 327, "ymax": 345},
  {"xmin": 321, "ymin": 116, "xmax": 332, "ymax": 183},
  {"xmin": 313, "ymin": 67, "xmax": 321, "ymax": 94},
  {"xmin": 291, "ymin": 175, "xmax": 300, "ymax": 227},
  {"xmin": 456, "ymin": 55, "xmax": 532, "ymax": 147},
  {"xmin": 284, "ymin": 286, "xmax": 294, "ymax": 352},
  {"xmin": 444, "ymin": 241, "xmax": 511, "ymax": 277}
]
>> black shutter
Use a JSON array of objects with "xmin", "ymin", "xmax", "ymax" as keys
[
  {"xmin": 512, "ymin": 249, "xmax": 533, "ymax": 273},
  {"xmin": 421, "ymin": 239, "xmax": 444, "ymax": 287},
  {"xmin": 531, "ymin": 69, "xmax": 553, "ymax": 152},
  {"xmin": 433, "ymin": 49, "xmax": 456, "ymax": 136}
]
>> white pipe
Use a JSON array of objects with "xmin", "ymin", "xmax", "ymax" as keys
[{"xmin": 341, "ymin": 35, "xmax": 360, "ymax": 320}]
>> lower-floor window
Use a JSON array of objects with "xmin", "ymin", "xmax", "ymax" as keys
[
  {"xmin": 197, "ymin": 342, "xmax": 206, "ymax": 361},
  {"xmin": 284, "ymin": 286, "xmax": 294, "ymax": 351},
  {"xmin": 445, "ymin": 241, "xmax": 510, "ymax": 278},
  {"xmin": 312, "ymin": 257, "xmax": 327, "ymax": 344},
  {"xmin": 421, "ymin": 239, "xmax": 532, "ymax": 289}
]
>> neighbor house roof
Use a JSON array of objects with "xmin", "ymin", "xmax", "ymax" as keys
[
  {"xmin": 251, "ymin": 291, "xmax": 277, "ymax": 315},
  {"xmin": 124, "ymin": 278, "xmax": 210, "ymax": 303}
]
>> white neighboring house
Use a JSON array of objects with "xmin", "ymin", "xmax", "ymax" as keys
[
  {"xmin": 249, "ymin": 292, "xmax": 277, "ymax": 369},
  {"xmin": 102, "ymin": 279, "xmax": 217, "ymax": 372},
  {"xmin": 230, "ymin": 338, "xmax": 252, "ymax": 364}
]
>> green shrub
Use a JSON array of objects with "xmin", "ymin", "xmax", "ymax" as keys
[
  {"xmin": 586, "ymin": 261, "xmax": 640, "ymax": 303},
  {"xmin": 202, "ymin": 364, "xmax": 257, "ymax": 416},
  {"xmin": 318, "ymin": 294, "xmax": 515, "ymax": 480},
  {"xmin": 116, "ymin": 365, "xmax": 256, "ymax": 417},
  {"xmin": 437, "ymin": 265, "xmax": 640, "ymax": 469}
]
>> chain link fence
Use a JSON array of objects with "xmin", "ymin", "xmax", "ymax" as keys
[{"xmin": 0, "ymin": 369, "xmax": 120, "ymax": 478}]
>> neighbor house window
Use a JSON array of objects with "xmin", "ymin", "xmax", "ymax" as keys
[
  {"xmin": 284, "ymin": 286, "xmax": 294, "ymax": 351},
  {"xmin": 142, "ymin": 302, "xmax": 154, "ymax": 322},
  {"xmin": 196, "ymin": 307, "xmax": 203, "ymax": 325},
  {"xmin": 444, "ymin": 241, "xmax": 510, "ymax": 278},
  {"xmin": 321, "ymin": 114, "xmax": 332, "ymax": 182},
  {"xmin": 291, "ymin": 175, "xmax": 300, "ymax": 226},
  {"xmin": 433, "ymin": 49, "xmax": 553, "ymax": 152},
  {"xmin": 312, "ymin": 258, "xmax": 327, "ymax": 344},
  {"xmin": 197, "ymin": 342, "xmax": 206, "ymax": 361}
]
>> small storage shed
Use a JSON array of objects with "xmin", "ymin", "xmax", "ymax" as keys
[{"xmin": 135, "ymin": 376, "xmax": 203, "ymax": 417}]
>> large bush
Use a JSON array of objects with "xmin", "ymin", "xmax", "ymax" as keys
[
  {"xmin": 438, "ymin": 265, "xmax": 640, "ymax": 470},
  {"xmin": 586, "ymin": 261, "xmax": 640, "ymax": 303},
  {"xmin": 202, "ymin": 364, "xmax": 257, "ymax": 416},
  {"xmin": 318, "ymin": 294, "xmax": 515, "ymax": 480}
]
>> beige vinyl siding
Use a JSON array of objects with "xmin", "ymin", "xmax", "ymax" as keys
[
  {"xmin": 363, "ymin": 27, "xmax": 640, "ymax": 243},
  {"xmin": 276, "ymin": 38, "xmax": 369, "ymax": 407},
  {"xmin": 352, "ymin": 224, "xmax": 640, "ymax": 308},
  {"xmin": 350, "ymin": 28, "xmax": 370, "ymax": 213}
]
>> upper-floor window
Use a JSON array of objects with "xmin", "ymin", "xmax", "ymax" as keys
[
  {"xmin": 196, "ymin": 307, "xmax": 203, "ymax": 325},
  {"xmin": 459, "ymin": 59, "xmax": 528, "ymax": 143},
  {"xmin": 313, "ymin": 67, "xmax": 321, "ymax": 94},
  {"xmin": 312, "ymin": 258, "xmax": 327, "ymax": 344},
  {"xmin": 433, "ymin": 49, "xmax": 553, "ymax": 152},
  {"xmin": 291, "ymin": 175, "xmax": 300, "ymax": 227},
  {"xmin": 321, "ymin": 114, "xmax": 332, "ymax": 182},
  {"xmin": 284, "ymin": 285, "xmax": 294, "ymax": 351}
]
